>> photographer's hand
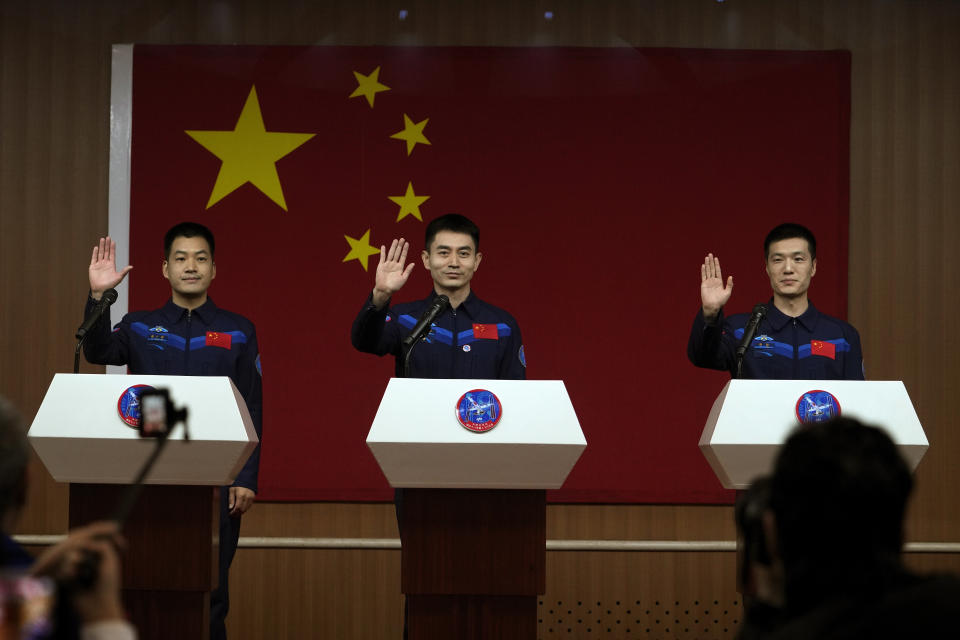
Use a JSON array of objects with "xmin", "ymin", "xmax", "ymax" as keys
[{"xmin": 31, "ymin": 521, "xmax": 128, "ymax": 623}]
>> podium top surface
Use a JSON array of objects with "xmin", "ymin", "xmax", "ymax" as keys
[
  {"xmin": 699, "ymin": 379, "xmax": 928, "ymax": 489},
  {"xmin": 28, "ymin": 373, "xmax": 257, "ymax": 485},
  {"xmin": 367, "ymin": 378, "xmax": 586, "ymax": 445},
  {"xmin": 702, "ymin": 379, "xmax": 926, "ymax": 446},
  {"xmin": 366, "ymin": 378, "xmax": 586, "ymax": 489},
  {"xmin": 29, "ymin": 373, "xmax": 254, "ymax": 442}
]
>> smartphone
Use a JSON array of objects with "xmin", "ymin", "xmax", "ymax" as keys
[{"xmin": 0, "ymin": 572, "xmax": 55, "ymax": 639}]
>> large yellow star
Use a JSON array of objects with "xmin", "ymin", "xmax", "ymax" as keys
[
  {"xmin": 186, "ymin": 86, "xmax": 315, "ymax": 211},
  {"xmin": 388, "ymin": 182, "xmax": 430, "ymax": 222},
  {"xmin": 390, "ymin": 114, "xmax": 431, "ymax": 155},
  {"xmin": 349, "ymin": 66, "xmax": 390, "ymax": 108},
  {"xmin": 343, "ymin": 229, "xmax": 380, "ymax": 271}
]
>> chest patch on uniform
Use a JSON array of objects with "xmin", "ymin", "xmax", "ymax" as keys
[
  {"xmin": 752, "ymin": 334, "xmax": 774, "ymax": 349},
  {"xmin": 810, "ymin": 340, "xmax": 836, "ymax": 359},
  {"xmin": 472, "ymin": 323, "xmax": 499, "ymax": 339},
  {"xmin": 205, "ymin": 331, "xmax": 232, "ymax": 349},
  {"xmin": 146, "ymin": 325, "xmax": 168, "ymax": 350}
]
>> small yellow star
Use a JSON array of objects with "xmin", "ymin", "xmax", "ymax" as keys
[
  {"xmin": 343, "ymin": 229, "xmax": 381, "ymax": 271},
  {"xmin": 388, "ymin": 182, "xmax": 430, "ymax": 222},
  {"xmin": 349, "ymin": 66, "xmax": 390, "ymax": 108},
  {"xmin": 185, "ymin": 86, "xmax": 314, "ymax": 211},
  {"xmin": 390, "ymin": 114, "xmax": 431, "ymax": 155}
]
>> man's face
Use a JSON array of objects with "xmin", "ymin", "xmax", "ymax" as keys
[
  {"xmin": 421, "ymin": 230, "xmax": 482, "ymax": 292},
  {"xmin": 765, "ymin": 237, "xmax": 816, "ymax": 299},
  {"xmin": 162, "ymin": 235, "xmax": 216, "ymax": 299}
]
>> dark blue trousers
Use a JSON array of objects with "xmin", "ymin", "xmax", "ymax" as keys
[{"xmin": 211, "ymin": 487, "xmax": 242, "ymax": 640}]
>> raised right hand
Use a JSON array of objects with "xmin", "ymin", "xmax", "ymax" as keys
[
  {"xmin": 89, "ymin": 237, "xmax": 133, "ymax": 300},
  {"xmin": 701, "ymin": 253, "xmax": 733, "ymax": 319},
  {"xmin": 372, "ymin": 238, "xmax": 415, "ymax": 308}
]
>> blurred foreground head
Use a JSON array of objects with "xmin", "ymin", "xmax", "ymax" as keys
[
  {"xmin": 770, "ymin": 416, "xmax": 913, "ymax": 612},
  {"xmin": 0, "ymin": 396, "xmax": 29, "ymax": 531}
]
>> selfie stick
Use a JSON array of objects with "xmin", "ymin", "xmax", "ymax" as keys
[{"xmin": 111, "ymin": 413, "xmax": 189, "ymax": 527}]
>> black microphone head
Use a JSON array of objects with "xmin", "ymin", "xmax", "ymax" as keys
[
  {"xmin": 435, "ymin": 294, "xmax": 450, "ymax": 308},
  {"xmin": 102, "ymin": 289, "xmax": 119, "ymax": 305},
  {"xmin": 752, "ymin": 303, "xmax": 767, "ymax": 317}
]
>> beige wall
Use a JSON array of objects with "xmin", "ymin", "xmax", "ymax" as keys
[{"xmin": 2, "ymin": 1, "xmax": 958, "ymax": 638}]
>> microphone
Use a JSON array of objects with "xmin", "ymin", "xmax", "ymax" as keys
[
  {"xmin": 402, "ymin": 295, "xmax": 450, "ymax": 348},
  {"xmin": 736, "ymin": 303, "xmax": 768, "ymax": 359},
  {"xmin": 76, "ymin": 289, "xmax": 118, "ymax": 340}
]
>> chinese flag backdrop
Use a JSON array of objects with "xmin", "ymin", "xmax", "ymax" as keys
[{"xmin": 127, "ymin": 46, "xmax": 850, "ymax": 503}]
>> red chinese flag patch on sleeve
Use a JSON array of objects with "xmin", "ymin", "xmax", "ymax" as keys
[
  {"xmin": 811, "ymin": 340, "xmax": 836, "ymax": 359},
  {"xmin": 472, "ymin": 323, "xmax": 499, "ymax": 339},
  {"xmin": 206, "ymin": 331, "xmax": 232, "ymax": 349}
]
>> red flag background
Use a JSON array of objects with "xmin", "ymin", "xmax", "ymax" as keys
[{"xmin": 127, "ymin": 46, "xmax": 850, "ymax": 503}]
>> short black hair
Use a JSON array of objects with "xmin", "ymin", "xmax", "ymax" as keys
[
  {"xmin": 770, "ymin": 417, "xmax": 912, "ymax": 613},
  {"xmin": 736, "ymin": 476, "xmax": 772, "ymax": 560},
  {"xmin": 0, "ymin": 396, "xmax": 29, "ymax": 526},
  {"xmin": 424, "ymin": 214, "xmax": 480, "ymax": 253},
  {"xmin": 164, "ymin": 222, "xmax": 215, "ymax": 260},
  {"xmin": 764, "ymin": 223, "xmax": 816, "ymax": 260}
]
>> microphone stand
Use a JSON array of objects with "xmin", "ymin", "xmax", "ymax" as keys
[
  {"xmin": 735, "ymin": 304, "xmax": 767, "ymax": 379},
  {"xmin": 401, "ymin": 329, "xmax": 431, "ymax": 378},
  {"xmin": 401, "ymin": 341, "xmax": 416, "ymax": 379},
  {"xmin": 74, "ymin": 341, "xmax": 83, "ymax": 374},
  {"xmin": 75, "ymin": 289, "xmax": 117, "ymax": 373},
  {"xmin": 400, "ymin": 295, "xmax": 450, "ymax": 378}
]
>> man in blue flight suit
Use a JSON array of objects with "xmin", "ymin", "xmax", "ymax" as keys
[
  {"xmin": 82, "ymin": 222, "xmax": 262, "ymax": 640},
  {"xmin": 352, "ymin": 213, "xmax": 525, "ymax": 639},
  {"xmin": 688, "ymin": 223, "xmax": 864, "ymax": 380},
  {"xmin": 352, "ymin": 213, "xmax": 525, "ymax": 380}
]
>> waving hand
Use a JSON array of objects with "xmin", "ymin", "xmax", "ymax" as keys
[
  {"xmin": 89, "ymin": 237, "xmax": 133, "ymax": 300},
  {"xmin": 372, "ymin": 238, "xmax": 415, "ymax": 308},
  {"xmin": 700, "ymin": 253, "xmax": 733, "ymax": 320}
]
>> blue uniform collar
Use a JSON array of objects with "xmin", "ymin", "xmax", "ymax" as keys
[
  {"xmin": 765, "ymin": 299, "xmax": 820, "ymax": 333},
  {"xmin": 160, "ymin": 297, "xmax": 218, "ymax": 324},
  {"xmin": 428, "ymin": 289, "xmax": 482, "ymax": 319}
]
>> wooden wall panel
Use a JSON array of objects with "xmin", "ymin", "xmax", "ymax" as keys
[
  {"xmin": 2, "ymin": 1, "xmax": 958, "ymax": 638},
  {"xmin": 540, "ymin": 551, "xmax": 741, "ymax": 640},
  {"xmin": 228, "ymin": 547, "xmax": 403, "ymax": 639}
]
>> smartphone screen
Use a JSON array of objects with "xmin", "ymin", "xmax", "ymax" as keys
[
  {"xmin": 139, "ymin": 391, "xmax": 169, "ymax": 437},
  {"xmin": 0, "ymin": 573, "xmax": 55, "ymax": 639}
]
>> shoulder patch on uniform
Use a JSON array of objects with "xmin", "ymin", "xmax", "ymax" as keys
[{"xmin": 519, "ymin": 345, "xmax": 526, "ymax": 368}]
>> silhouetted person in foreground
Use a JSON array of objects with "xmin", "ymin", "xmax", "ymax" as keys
[{"xmin": 738, "ymin": 417, "xmax": 959, "ymax": 639}]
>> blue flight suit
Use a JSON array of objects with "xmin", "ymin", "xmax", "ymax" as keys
[
  {"xmin": 352, "ymin": 290, "xmax": 526, "ymax": 380},
  {"xmin": 83, "ymin": 296, "xmax": 262, "ymax": 640},
  {"xmin": 352, "ymin": 289, "xmax": 525, "ymax": 639},
  {"xmin": 687, "ymin": 300, "xmax": 864, "ymax": 380}
]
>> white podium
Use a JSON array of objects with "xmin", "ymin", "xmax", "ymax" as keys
[
  {"xmin": 700, "ymin": 380, "xmax": 928, "ymax": 489},
  {"xmin": 366, "ymin": 378, "xmax": 586, "ymax": 640},
  {"xmin": 29, "ymin": 373, "xmax": 258, "ymax": 485},
  {"xmin": 366, "ymin": 378, "xmax": 586, "ymax": 488},
  {"xmin": 28, "ymin": 373, "xmax": 259, "ymax": 640}
]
